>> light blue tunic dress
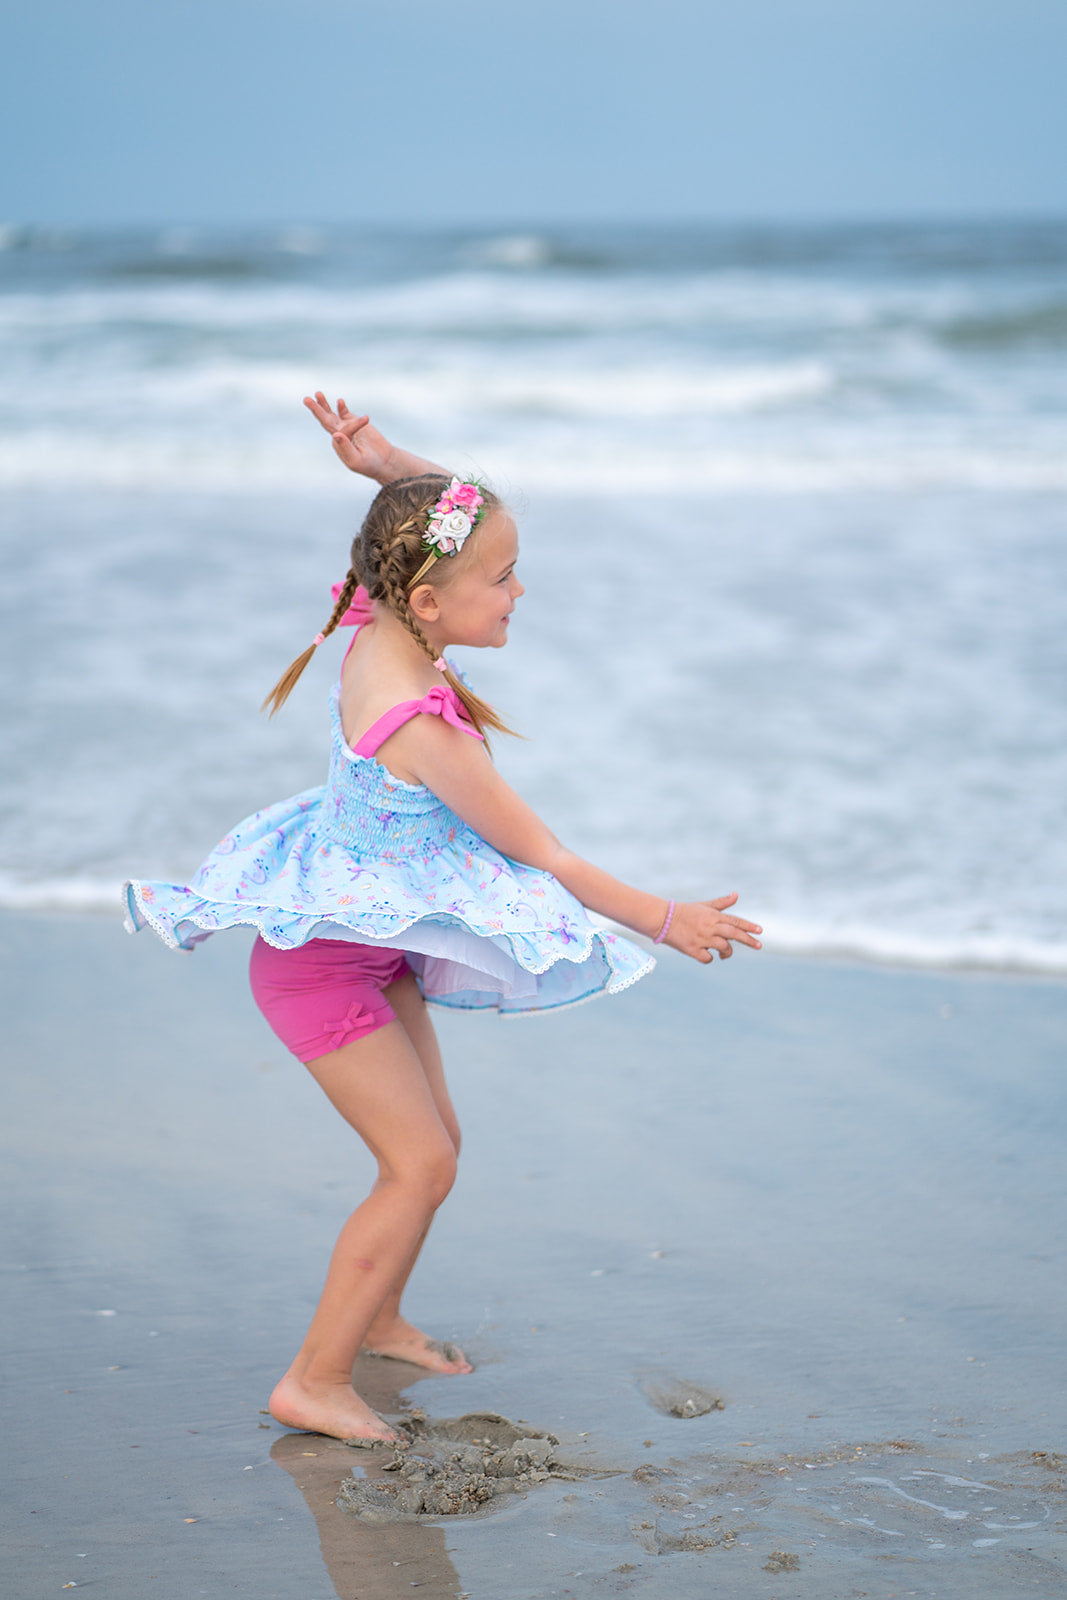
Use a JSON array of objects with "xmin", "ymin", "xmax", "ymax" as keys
[{"xmin": 125, "ymin": 681, "xmax": 654, "ymax": 1015}]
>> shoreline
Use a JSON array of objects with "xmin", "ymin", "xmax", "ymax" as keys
[
  {"xmin": 3, "ymin": 893, "xmax": 1067, "ymax": 983},
  {"xmin": 3, "ymin": 909, "xmax": 1065, "ymax": 1598}
]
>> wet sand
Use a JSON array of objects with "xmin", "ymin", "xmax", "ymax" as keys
[{"xmin": 2, "ymin": 910, "xmax": 1065, "ymax": 1598}]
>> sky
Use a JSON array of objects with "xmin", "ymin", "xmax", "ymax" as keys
[{"xmin": 1, "ymin": 0, "xmax": 1064, "ymax": 226}]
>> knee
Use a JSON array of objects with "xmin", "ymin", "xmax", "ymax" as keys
[
  {"xmin": 422, "ymin": 1143, "xmax": 459, "ymax": 1209},
  {"xmin": 390, "ymin": 1140, "xmax": 458, "ymax": 1211}
]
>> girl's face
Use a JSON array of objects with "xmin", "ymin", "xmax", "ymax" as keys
[{"xmin": 422, "ymin": 510, "xmax": 524, "ymax": 649}]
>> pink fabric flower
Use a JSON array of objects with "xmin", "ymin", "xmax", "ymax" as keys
[{"xmin": 449, "ymin": 480, "xmax": 483, "ymax": 510}]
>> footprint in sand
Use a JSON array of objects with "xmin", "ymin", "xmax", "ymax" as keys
[{"xmin": 637, "ymin": 1372, "xmax": 725, "ymax": 1419}]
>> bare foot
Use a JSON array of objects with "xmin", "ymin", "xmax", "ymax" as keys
[
  {"xmin": 269, "ymin": 1372, "xmax": 401, "ymax": 1445},
  {"xmin": 361, "ymin": 1315, "xmax": 473, "ymax": 1374}
]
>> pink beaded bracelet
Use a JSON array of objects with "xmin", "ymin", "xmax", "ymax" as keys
[{"xmin": 653, "ymin": 899, "xmax": 676, "ymax": 944}]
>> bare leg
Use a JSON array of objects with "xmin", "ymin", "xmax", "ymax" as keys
[
  {"xmin": 361, "ymin": 977, "xmax": 472, "ymax": 1375},
  {"xmin": 268, "ymin": 989, "xmax": 463, "ymax": 1443}
]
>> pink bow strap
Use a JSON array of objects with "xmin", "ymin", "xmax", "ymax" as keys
[
  {"xmin": 330, "ymin": 581, "xmax": 375, "ymax": 629},
  {"xmin": 351, "ymin": 681, "xmax": 483, "ymax": 758},
  {"xmin": 417, "ymin": 684, "xmax": 484, "ymax": 739}
]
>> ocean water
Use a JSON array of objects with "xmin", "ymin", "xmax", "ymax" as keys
[{"xmin": 1, "ymin": 219, "xmax": 1065, "ymax": 971}]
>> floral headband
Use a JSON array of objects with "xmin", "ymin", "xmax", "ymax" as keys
[{"xmin": 407, "ymin": 477, "xmax": 486, "ymax": 589}]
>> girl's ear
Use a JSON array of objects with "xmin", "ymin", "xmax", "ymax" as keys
[{"xmin": 409, "ymin": 583, "xmax": 441, "ymax": 624}]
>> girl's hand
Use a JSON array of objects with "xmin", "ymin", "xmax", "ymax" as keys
[
  {"xmin": 303, "ymin": 392, "xmax": 449, "ymax": 484},
  {"xmin": 664, "ymin": 893, "xmax": 762, "ymax": 963},
  {"xmin": 303, "ymin": 392, "xmax": 394, "ymax": 481}
]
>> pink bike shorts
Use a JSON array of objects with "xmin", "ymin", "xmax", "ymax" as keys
[{"xmin": 248, "ymin": 936, "xmax": 413, "ymax": 1063}]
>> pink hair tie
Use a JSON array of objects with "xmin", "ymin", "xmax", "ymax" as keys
[
  {"xmin": 653, "ymin": 899, "xmax": 676, "ymax": 945},
  {"xmin": 433, "ymin": 657, "xmax": 448, "ymax": 673},
  {"xmin": 313, "ymin": 632, "xmax": 326, "ymax": 647}
]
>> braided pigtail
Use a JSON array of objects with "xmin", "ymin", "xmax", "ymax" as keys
[{"xmin": 262, "ymin": 569, "xmax": 360, "ymax": 717}]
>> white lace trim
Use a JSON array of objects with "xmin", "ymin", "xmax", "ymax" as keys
[{"xmin": 123, "ymin": 880, "xmax": 655, "ymax": 1008}]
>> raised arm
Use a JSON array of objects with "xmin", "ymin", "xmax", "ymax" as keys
[
  {"xmin": 303, "ymin": 392, "xmax": 449, "ymax": 485},
  {"xmin": 391, "ymin": 715, "xmax": 763, "ymax": 964}
]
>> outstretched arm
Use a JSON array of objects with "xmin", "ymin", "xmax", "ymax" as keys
[
  {"xmin": 391, "ymin": 716, "xmax": 763, "ymax": 964},
  {"xmin": 303, "ymin": 392, "xmax": 449, "ymax": 485}
]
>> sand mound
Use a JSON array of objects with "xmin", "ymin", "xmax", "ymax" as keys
[{"xmin": 337, "ymin": 1411, "xmax": 602, "ymax": 1522}]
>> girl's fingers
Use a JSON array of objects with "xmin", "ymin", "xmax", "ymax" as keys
[
  {"xmin": 674, "ymin": 896, "xmax": 764, "ymax": 963},
  {"xmin": 304, "ymin": 393, "xmax": 337, "ymax": 429},
  {"xmin": 690, "ymin": 926, "xmax": 761, "ymax": 955}
]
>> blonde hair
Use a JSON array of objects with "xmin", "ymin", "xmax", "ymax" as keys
[{"xmin": 263, "ymin": 475, "xmax": 514, "ymax": 746}]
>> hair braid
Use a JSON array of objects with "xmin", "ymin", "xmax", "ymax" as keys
[
  {"xmin": 262, "ymin": 568, "xmax": 360, "ymax": 716},
  {"xmin": 380, "ymin": 539, "xmax": 440, "ymax": 667}
]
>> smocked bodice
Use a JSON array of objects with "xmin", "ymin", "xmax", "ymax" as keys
[{"xmin": 319, "ymin": 689, "xmax": 467, "ymax": 861}]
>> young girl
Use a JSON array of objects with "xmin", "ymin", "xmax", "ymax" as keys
[{"xmin": 125, "ymin": 394, "xmax": 762, "ymax": 1446}]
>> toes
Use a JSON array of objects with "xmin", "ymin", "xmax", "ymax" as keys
[
  {"xmin": 361, "ymin": 1331, "xmax": 473, "ymax": 1374},
  {"xmin": 428, "ymin": 1339, "xmax": 473, "ymax": 1372}
]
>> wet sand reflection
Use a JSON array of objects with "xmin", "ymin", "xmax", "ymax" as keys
[{"xmin": 269, "ymin": 1355, "xmax": 463, "ymax": 1600}]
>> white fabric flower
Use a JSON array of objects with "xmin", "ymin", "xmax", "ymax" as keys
[
  {"xmin": 426, "ymin": 508, "xmax": 473, "ymax": 553},
  {"xmin": 439, "ymin": 509, "xmax": 473, "ymax": 541}
]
